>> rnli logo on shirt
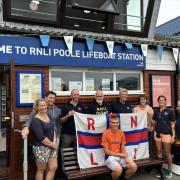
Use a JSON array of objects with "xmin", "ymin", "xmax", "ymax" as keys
[
  {"xmin": 164, "ymin": 112, "xmax": 168, "ymax": 116},
  {"xmin": 78, "ymin": 107, "xmax": 82, "ymax": 111}
]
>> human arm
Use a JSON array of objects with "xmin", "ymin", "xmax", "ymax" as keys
[
  {"xmin": 101, "ymin": 131, "xmax": 127, "ymax": 158},
  {"xmin": 60, "ymin": 105, "xmax": 75, "ymax": 124},
  {"xmin": 31, "ymin": 118, "xmax": 57, "ymax": 148},
  {"xmin": 21, "ymin": 111, "xmax": 35, "ymax": 139}
]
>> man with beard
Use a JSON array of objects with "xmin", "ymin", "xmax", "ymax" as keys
[
  {"xmin": 60, "ymin": 89, "xmax": 85, "ymax": 147},
  {"xmin": 87, "ymin": 90, "xmax": 111, "ymax": 114}
]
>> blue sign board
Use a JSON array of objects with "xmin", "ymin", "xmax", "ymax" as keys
[{"xmin": 0, "ymin": 36, "xmax": 145, "ymax": 69}]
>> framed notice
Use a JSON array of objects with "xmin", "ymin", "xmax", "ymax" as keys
[
  {"xmin": 16, "ymin": 71, "xmax": 44, "ymax": 106},
  {"xmin": 150, "ymin": 75, "xmax": 172, "ymax": 107}
]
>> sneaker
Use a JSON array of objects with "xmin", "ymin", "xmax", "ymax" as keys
[
  {"xmin": 165, "ymin": 170, "xmax": 172, "ymax": 178},
  {"xmin": 155, "ymin": 172, "xmax": 161, "ymax": 178}
]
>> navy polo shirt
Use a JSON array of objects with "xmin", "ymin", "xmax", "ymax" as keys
[
  {"xmin": 111, "ymin": 100, "xmax": 132, "ymax": 113},
  {"xmin": 153, "ymin": 108, "xmax": 175, "ymax": 135},
  {"xmin": 61, "ymin": 102, "xmax": 85, "ymax": 135}
]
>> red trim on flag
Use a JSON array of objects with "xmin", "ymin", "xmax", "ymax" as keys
[
  {"xmin": 125, "ymin": 131, "xmax": 148, "ymax": 143},
  {"xmin": 78, "ymin": 135, "xmax": 102, "ymax": 146}
]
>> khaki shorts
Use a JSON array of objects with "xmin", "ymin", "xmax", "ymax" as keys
[{"xmin": 154, "ymin": 132, "xmax": 172, "ymax": 143}]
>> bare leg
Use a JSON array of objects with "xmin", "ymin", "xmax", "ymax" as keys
[
  {"xmin": 163, "ymin": 142, "xmax": 172, "ymax": 170},
  {"xmin": 35, "ymin": 161, "xmax": 46, "ymax": 180},
  {"xmin": 46, "ymin": 157, "xmax": 58, "ymax": 180},
  {"xmin": 124, "ymin": 159, "xmax": 137, "ymax": 179},
  {"xmin": 111, "ymin": 165, "xmax": 123, "ymax": 180},
  {"xmin": 155, "ymin": 140, "xmax": 163, "ymax": 158}
]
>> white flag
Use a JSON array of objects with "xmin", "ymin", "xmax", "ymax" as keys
[
  {"xmin": 64, "ymin": 36, "xmax": 73, "ymax": 54},
  {"xmin": 173, "ymin": 48, "xmax": 179, "ymax": 63},
  {"xmin": 106, "ymin": 41, "xmax": 114, "ymax": 57},
  {"xmin": 141, "ymin": 44, "xmax": 148, "ymax": 57}
]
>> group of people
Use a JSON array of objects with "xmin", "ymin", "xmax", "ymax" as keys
[{"xmin": 21, "ymin": 88, "xmax": 180, "ymax": 180}]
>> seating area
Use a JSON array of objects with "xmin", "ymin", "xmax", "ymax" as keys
[{"xmin": 61, "ymin": 147, "xmax": 164, "ymax": 180}]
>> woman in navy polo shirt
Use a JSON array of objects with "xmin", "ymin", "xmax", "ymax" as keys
[{"xmin": 153, "ymin": 95, "xmax": 175, "ymax": 178}]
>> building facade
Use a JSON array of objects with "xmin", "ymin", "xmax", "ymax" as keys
[{"xmin": 0, "ymin": 0, "xmax": 179, "ymax": 179}]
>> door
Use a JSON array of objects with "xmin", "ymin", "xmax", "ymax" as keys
[{"xmin": 0, "ymin": 65, "xmax": 11, "ymax": 179}]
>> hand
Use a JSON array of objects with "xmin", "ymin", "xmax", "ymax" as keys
[
  {"xmin": 171, "ymin": 136, "xmax": 175, "ymax": 144},
  {"xmin": 51, "ymin": 141, "xmax": 58, "ymax": 149},
  {"xmin": 21, "ymin": 127, "xmax": 29, "ymax": 139},
  {"xmin": 68, "ymin": 110, "xmax": 75, "ymax": 117}
]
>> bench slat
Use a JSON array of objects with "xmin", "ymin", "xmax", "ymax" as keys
[
  {"xmin": 64, "ymin": 160, "xmax": 78, "ymax": 166},
  {"xmin": 64, "ymin": 156, "xmax": 77, "ymax": 161},
  {"xmin": 65, "ymin": 165, "xmax": 79, "ymax": 170}
]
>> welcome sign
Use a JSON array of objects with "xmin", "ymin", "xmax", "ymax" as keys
[{"xmin": 0, "ymin": 36, "xmax": 145, "ymax": 69}]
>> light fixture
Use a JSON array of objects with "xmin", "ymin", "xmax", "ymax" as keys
[{"xmin": 29, "ymin": 0, "xmax": 40, "ymax": 11}]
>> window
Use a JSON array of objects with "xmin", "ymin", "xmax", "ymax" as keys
[
  {"xmin": 51, "ymin": 71, "xmax": 83, "ymax": 92},
  {"xmin": 116, "ymin": 73, "xmax": 141, "ymax": 90},
  {"xmin": 70, "ymin": 0, "xmax": 119, "ymax": 15},
  {"xmin": 50, "ymin": 68, "xmax": 143, "ymax": 95},
  {"xmin": 85, "ymin": 72, "xmax": 113, "ymax": 91},
  {"xmin": 113, "ymin": 0, "xmax": 149, "ymax": 31},
  {"xmin": 7, "ymin": 0, "xmax": 58, "ymax": 24},
  {"xmin": 5, "ymin": 0, "xmax": 155, "ymax": 37}
]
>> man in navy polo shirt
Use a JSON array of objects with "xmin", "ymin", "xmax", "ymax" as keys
[
  {"xmin": 60, "ymin": 89, "xmax": 85, "ymax": 147},
  {"xmin": 111, "ymin": 88, "xmax": 132, "ymax": 113}
]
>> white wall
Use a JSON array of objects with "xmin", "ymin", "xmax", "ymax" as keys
[{"xmin": 146, "ymin": 47, "xmax": 176, "ymax": 71}]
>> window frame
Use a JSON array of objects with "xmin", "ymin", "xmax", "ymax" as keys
[
  {"xmin": 4, "ymin": 0, "xmax": 155, "ymax": 38},
  {"xmin": 5, "ymin": 0, "xmax": 61, "ymax": 26},
  {"xmin": 49, "ymin": 67, "xmax": 144, "ymax": 96},
  {"xmin": 70, "ymin": 0, "xmax": 120, "ymax": 15}
]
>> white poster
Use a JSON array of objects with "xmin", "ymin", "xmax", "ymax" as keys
[
  {"xmin": 85, "ymin": 78, "xmax": 94, "ymax": 91},
  {"xmin": 69, "ymin": 81, "xmax": 82, "ymax": 91},
  {"xmin": 52, "ymin": 77, "xmax": 61, "ymax": 91},
  {"xmin": 102, "ymin": 79, "xmax": 110, "ymax": 91},
  {"xmin": 19, "ymin": 73, "xmax": 42, "ymax": 104}
]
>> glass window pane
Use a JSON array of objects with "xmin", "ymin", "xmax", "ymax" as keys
[
  {"xmin": 114, "ymin": 0, "xmax": 149, "ymax": 31},
  {"xmin": 71, "ymin": 0, "xmax": 119, "ymax": 14},
  {"xmin": 11, "ymin": 0, "xmax": 57, "ymax": 22},
  {"xmin": 51, "ymin": 71, "xmax": 83, "ymax": 92},
  {"xmin": 116, "ymin": 73, "xmax": 140, "ymax": 90},
  {"xmin": 85, "ymin": 72, "xmax": 113, "ymax": 91}
]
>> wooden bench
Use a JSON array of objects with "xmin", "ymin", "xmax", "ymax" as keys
[{"xmin": 61, "ymin": 147, "xmax": 164, "ymax": 180}]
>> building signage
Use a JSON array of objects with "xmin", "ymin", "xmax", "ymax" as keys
[
  {"xmin": 150, "ymin": 75, "xmax": 172, "ymax": 107},
  {"xmin": 0, "ymin": 36, "xmax": 145, "ymax": 69}
]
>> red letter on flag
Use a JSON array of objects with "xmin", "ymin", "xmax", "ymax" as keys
[
  {"xmin": 90, "ymin": 153, "xmax": 98, "ymax": 165},
  {"xmin": 131, "ymin": 116, "xmax": 137, "ymax": 128},
  {"xmin": 134, "ymin": 148, "xmax": 137, "ymax": 159},
  {"xmin": 87, "ymin": 117, "xmax": 95, "ymax": 130}
]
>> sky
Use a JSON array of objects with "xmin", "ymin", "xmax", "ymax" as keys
[{"xmin": 156, "ymin": 0, "xmax": 180, "ymax": 26}]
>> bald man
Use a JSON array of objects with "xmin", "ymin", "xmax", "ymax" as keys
[
  {"xmin": 60, "ymin": 89, "xmax": 85, "ymax": 147},
  {"xmin": 87, "ymin": 90, "xmax": 111, "ymax": 115}
]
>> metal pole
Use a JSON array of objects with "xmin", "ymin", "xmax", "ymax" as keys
[{"xmin": 23, "ymin": 137, "xmax": 28, "ymax": 180}]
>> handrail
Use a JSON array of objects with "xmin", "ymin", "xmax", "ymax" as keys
[{"xmin": 14, "ymin": 129, "xmax": 28, "ymax": 180}]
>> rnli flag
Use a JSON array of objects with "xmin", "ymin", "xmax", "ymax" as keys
[{"xmin": 74, "ymin": 112, "xmax": 148, "ymax": 169}]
